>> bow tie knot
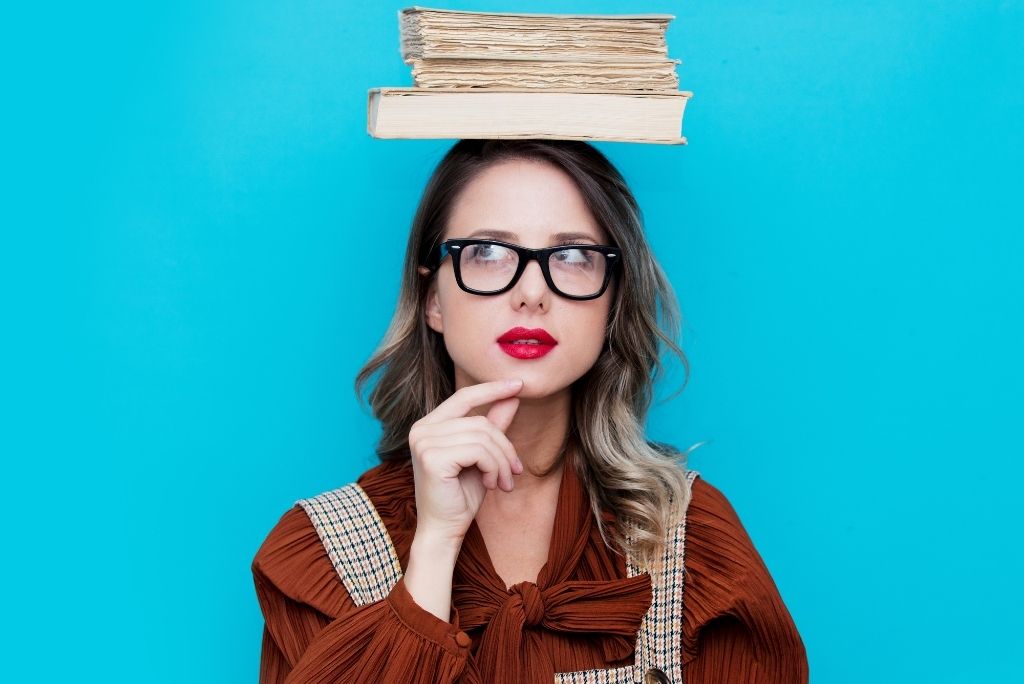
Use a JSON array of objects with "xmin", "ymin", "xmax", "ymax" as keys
[
  {"xmin": 449, "ymin": 462, "xmax": 654, "ymax": 682},
  {"xmin": 512, "ymin": 582, "xmax": 545, "ymax": 627}
]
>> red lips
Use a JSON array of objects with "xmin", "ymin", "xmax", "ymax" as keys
[{"xmin": 497, "ymin": 327, "xmax": 558, "ymax": 360}]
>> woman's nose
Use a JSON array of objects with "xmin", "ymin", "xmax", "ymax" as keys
[{"xmin": 511, "ymin": 259, "xmax": 550, "ymax": 310}]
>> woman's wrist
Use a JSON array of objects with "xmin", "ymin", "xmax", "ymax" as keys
[
  {"xmin": 404, "ymin": 528, "xmax": 463, "ymax": 621},
  {"xmin": 412, "ymin": 523, "xmax": 466, "ymax": 559}
]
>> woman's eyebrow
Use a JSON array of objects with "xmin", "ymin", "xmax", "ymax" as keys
[
  {"xmin": 551, "ymin": 231, "xmax": 600, "ymax": 243},
  {"xmin": 465, "ymin": 229, "xmax": 600, "ymax": 243},
  {"xmin": 466, "ymin": 229, "xmax": 518, "ymax": 240}
]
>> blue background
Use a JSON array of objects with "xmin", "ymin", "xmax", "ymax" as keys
[{"xmin": 3, "ymin": 1, "xmax": 1022, "ymax": 682}]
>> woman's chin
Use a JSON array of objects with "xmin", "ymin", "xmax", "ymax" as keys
[
  {"xmin": 512, "ymin": 385, "xmax": 569, "ymax": 401},
  {"xmin": 510, "ymin": 377, "xmax": 574, "ymax": 403}
]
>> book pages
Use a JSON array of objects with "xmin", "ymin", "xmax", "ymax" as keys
[
  {"xmin": 400, "ymin": 7, "xmax": 671, "ymax": 61},
  {"xmin": 410, "ymin": 58, "xmax": 680, "ymax": 91}
]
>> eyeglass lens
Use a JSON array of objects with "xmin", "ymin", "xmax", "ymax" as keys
[{"xmin": 459, "ymin": 243, "xmax": 608, "ymax": 297}]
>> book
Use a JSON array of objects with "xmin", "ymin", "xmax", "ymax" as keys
[
  {"xmin": 367, "ymin": 87, "xmax": 691, "ymax": 144},
  {"xmin": 409, "ymin": 57, "xmax": 681, "ymax": 91},
  {"xmin": 399, "ymin": 6, "xmax": 673, "ymax": 61}
]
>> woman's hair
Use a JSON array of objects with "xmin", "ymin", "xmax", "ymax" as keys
[{"xmin": 355, "ymin": 139, "xmax": 694, "ymax": 567}]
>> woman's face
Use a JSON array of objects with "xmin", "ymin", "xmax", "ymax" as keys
[{"xmin": 423, "ymin": 158, "xmax": 614, "ymax": 400}]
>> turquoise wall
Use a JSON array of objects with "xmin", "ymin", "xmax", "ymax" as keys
[{"xmin": 4, "ymin": 1, "xmax": 1022, "ymax": 681}]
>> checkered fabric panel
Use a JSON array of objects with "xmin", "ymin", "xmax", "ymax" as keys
[
  {"xmin": 556, "ymin": 470, "xmax": 700, "ymax": 684},
  {"xmin": 297, "ymin": 483, "xmax": 403, "ymax": 606},
  {"xmin": 554, "ymin": 669, "xmax": 631, "ymax": 684}
]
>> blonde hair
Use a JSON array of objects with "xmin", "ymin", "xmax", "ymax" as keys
[{"xmin": 356, "ymin": 139, "xmax": 694, "ymax": 567}]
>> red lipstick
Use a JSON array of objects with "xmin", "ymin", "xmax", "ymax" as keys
[{"xmin": 497, "ymin": 327, "xmax": 558, "ymax": 360}]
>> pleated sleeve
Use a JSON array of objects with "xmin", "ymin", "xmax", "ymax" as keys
[
  {"xmin": 680, "ymin": 478, "xmax": 809, "ymax": 683},
  {"xmin": 252, "ymin": 504, "xmax": 472, "ymax": 684}
]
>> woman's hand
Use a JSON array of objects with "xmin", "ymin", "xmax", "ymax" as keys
[
  {"xmin": 408, "ymin": 378, "xmax": 524, "ymax": 546},
  {"xmin": 403, "ymin": 379, "xmax": 523, "ymax": 621}
]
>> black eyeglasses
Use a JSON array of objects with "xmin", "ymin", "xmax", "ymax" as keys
[{"xmin": 424, "ymin": 238, "xmax": 620, "ymax": 301}]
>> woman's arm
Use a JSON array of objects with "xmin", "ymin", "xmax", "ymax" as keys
[
  {"xmin": 252, "ymin": 507, "xmax": 472, "ymax": 684},
  {"xmin": 681, "ymin": 478, "xmax": 808, "ymax": 684},
  {"xmin": 685, "ymin": 615, "xmax": 807, "ymax": 684},
  {"xmin": 252, "ymin": 380, "xmax": 523, "ymax": 682},
  {"xmin": 403, "ymin": 379, "xmax": 523, "ymax": 619}
]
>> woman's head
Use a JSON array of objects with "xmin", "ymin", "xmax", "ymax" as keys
[
  {"xmin": 419, "ymin": 157, "xmax": 614, "ymax": 402},
  {"xmin": 357, "ymin": 139, "xmax": 692, "ymax": 565}
]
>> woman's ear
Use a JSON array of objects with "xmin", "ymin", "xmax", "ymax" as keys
[{"xmin": 421, "ymin": 270, "xmax": 444, "ymax": 334}]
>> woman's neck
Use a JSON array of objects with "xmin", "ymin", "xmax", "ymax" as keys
[{"xmin": 472, "ymin": 391, "xmax": 570, "ymax": 587}]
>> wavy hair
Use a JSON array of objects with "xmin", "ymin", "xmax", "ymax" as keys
[{"xmin": 355, "ymin": 139, "xmax": 695, "ymax": 567}]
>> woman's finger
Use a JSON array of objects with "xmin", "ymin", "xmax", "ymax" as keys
[
  {"xmin": 486, "ymin": 397, "xmax": 520, "ymax": 436},
  {"xmin": 415, "ymin": 430, "xmax": 514, "ymax": 490},
  {"xmin": 413, "ymin": 415, "xmax": 521, "ymax": 473},
  {"xmin": 437, "ymin": 442, "xmax": 504, "ymax": 491},
  {"xmin": 419, "ymin": 379, "xmax": 523, "ymax": 425}
]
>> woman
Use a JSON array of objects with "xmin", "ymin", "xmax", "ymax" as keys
[{"xmin": 252, "ymin": 139, "xmax": 807, "ymax": 683}]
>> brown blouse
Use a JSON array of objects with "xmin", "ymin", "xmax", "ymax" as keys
[{"xmin": 252, "ymin": 460, "xmax": 807, "ymax": 683}]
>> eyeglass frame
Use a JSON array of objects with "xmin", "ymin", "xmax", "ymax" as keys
[{"xmin": 423, "ymin": 238, "xmax": 621, "ymax": 301}]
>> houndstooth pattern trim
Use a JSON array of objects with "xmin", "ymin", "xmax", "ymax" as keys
[
  {"xmin": 297, "ymin": 483, "xmax": 402, "ymax": 606},
  {"xmin": 555, "ymin": 469, "xmax": 700, "ymax": 684}
]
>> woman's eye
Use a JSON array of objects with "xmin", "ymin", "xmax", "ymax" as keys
[
  {"xmin": 554, "ymin": 248, "xmax": 593, "ymax": 264},
  {"xmin": 468, "ymin": 244, "xmax": 509, "ymax": 261}
]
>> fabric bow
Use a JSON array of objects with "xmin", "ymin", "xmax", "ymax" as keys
[{"xmin": 452, "ymin": 461, "xmax": 653, "ymax": 682}]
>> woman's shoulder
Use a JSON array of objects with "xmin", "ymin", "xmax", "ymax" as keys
[
  {"xmin": 250, "ymin": 497, "xmax": 341, "ymax": 614},
  {"xmin": 682, "ymin": 474, "xmax": 802, "ymax": 647},
  {"xmin": 686, "ymin": 475, "xmax": 750, "ymax": 541},
  {"xmin": 251, "ymin": 460, "xmax": 417, "ymax": 609},
  {"xmin": 684, "ymin": 475, "xmax": 773, "ymax": 590}
]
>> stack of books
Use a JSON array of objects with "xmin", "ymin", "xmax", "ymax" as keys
[{"xmin": 367, "ymin": 6, "xmax": 693, "ymax": 144}]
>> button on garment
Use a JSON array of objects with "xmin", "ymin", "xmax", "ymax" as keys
[{"xmin": 645, "ymin": 667, "xmax": 671, "ymax": 684}]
